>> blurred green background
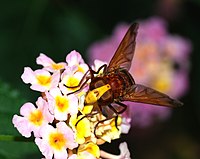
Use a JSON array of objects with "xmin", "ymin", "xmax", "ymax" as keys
[{"xmin": 0, "ymin": 0, "xmax": 200, "ymax": 158}]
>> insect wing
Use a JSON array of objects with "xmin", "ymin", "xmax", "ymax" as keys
[
  {"xmin": 107, "ymin": 23, "xmax": 139, "ymax": 72},
  {"xmin": 101, "ymin": 105, "xmax": 115, "ymax": 118},
  {"xmin": 121, "ymin": 84, "xmax": 183, "ymax": 108}
]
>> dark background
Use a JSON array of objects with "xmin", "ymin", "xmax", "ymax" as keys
[{"xmin": 0, "ymin": 0, "xmax": 200, "ymax": 158}]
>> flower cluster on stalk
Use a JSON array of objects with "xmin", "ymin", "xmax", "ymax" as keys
[{"xmin": 12, "ymin": 51, "xmax": 131, "ymax": 159}]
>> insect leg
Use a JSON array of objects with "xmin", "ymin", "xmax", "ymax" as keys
[
  {"xmin": 66, "ymin": 66, "xmax": 96, "ymax": 95},
  {"xmin": 75, "ymin": 112, "xmax": 99, "ymax": 127},
  {"xmin": 94, "ymin": 117, "xmax": 113, "ymax": 138},
  {"xmin": 95, "ymin": 64, "xmax": 107, "ymax": 74},
  {"xmin": 107, "ymin": 102, "xmax": 128, "ymax": 130},
  {"xmin": 66, "ymin": 69, "xmax": 90, "ymax": 89},
  {"xmin": 107, "ymin": 104, "xmax": 119, "ymax": 130},
  {"xmin": 67, "ymin": 76, "xmax": 90, "ymax": 95},
  {"xmin": 88, "ymin": 64, "xmax": 107, "ymax": 75},
  {"xmin": 115, "ymin": 115, "xmax": 119, "ymax": 130},
  {"xmin": 111, "ymin": 102, "xmax": 127, "ymax": 129}
]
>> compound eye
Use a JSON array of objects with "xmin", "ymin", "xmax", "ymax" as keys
[{"xmin": 90, "ymin": 78, "xmax": 105, "ymax": 90}]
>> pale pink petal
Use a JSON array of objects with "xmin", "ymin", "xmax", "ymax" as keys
[
  {"xmin": 12, "ymin": 115, "xmax": 32, "ymax": 138},
  {"xmin": 54, "ymin": 109, "xmax": 68, "ymax": 121},
  {"xmin": 35, "ymin": 138, "xmax": 53, "ymax": 159},
  {"xmin": 51, "ymin": 71, "xmax": 60, "ymax": 88},
  {"xmin": 36, "ymin": 53, "xmax": 67, "ymax": 72},
  {"xmin": 44, "ymin": 91, "xmax": 54, "ymax": 114},
  {"xmin": 66, "ymin": 50, "xmax": 85, "ymax": 66},
  {"xmin": 20, "ymin": 102, "xmax": 36, "ymax": 117},
  {"xmin": 36, "ymin": 97, "xmax": 54, "ymax": 123},
  {"xmin": 119, "ymin": 142, "xmax": 131, "ymax": 159},
  {"xmin": 58, "ymin": 83, "xmax": 67, "ymax": 95},
  {"xmin": 51, "ymin": 90, "xmax": 79, "ymax": 118},
  {"xmin": 31, "ymin": 126, "xmax": 42, "ymax": 138},
  {"xmin": 34, "ymin": 69, "xmax": 51, "ymax": 76},
  {"xmin": 39, "ymin": 124, "xmax": 55, "ymax": 140},
  {"xmin": 68, "ymin": 94, "xmax": 78, "ymax": 116},
  {"xmin": 54, "ymin": 149, "xmax": 68, "ymax": 159},
  {"xmin": 36, "ymin": 53, "xmax": 54, "ymax": 67},
  {"xmin": 60, "ymin": 66, "xmax": 74, "ymax": 79},
  {"xmin": 48, "ymin": 88, "xmax": 71, "ymax": 121},
  {"xmin": 56, "ymin": 122, "xmax": 78, "ymax": 149},
  {"xmin": 121, "ymin": 117, "xmax": 131, "ymax": 134},
  {"xmin": 30, "ymin": 85, "xmax": 47, "ymax": 92},
  {"xmin": 68, "ymin": 154, "xmax": 77, "ymax": 159},
  {"xmin": 30, "ymin": 70, "xmax": 59, "ymax": 92},
  {"xmin": 92, "ymin": 60, "xmax": 107, "ymax": 72},
  {"xmin": 21, "ymin": 67, "xmax": 36, "ymax": 84},
  {"xmin": 29, "ymin": 69, "xmax": 52, "ymax": 92},
  {"xmin": 49, "ymin": 87, "xmax": 62, "ymax": 97}
]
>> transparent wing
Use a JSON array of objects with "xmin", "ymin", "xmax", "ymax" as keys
[
  {"xmin": 107, "ymin": 23, "xmax": 139, "ymax": 72},
  {"xmin": 101, "ymin": 105, "xmax": 115, "ymax": 118},
  {"xmin": 121, "ymin": 84, "xmax": 183, "ymax": 108}
]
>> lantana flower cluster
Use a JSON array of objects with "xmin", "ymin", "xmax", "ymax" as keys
[
  {"xmin": 88, "ymin": 17, "xmax": 192, "ymax": 127},
  {"xmin": 12, "ymin": 51, "xmax": 131, "ymax": 159}
]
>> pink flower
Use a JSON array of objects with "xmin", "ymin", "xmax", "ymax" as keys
[
  {"xmin": 59, "ymin": 66, "xmax": 88, "ymax": 95},
  {"xmin": 66, "ymin": 50, "xmax": 89, "ymax": 74},
  {"xmin": 35, "ymin": 122, "xmax": 78, "ymax": 159},
  {"xmin": 36, "ymin": 53, "xmax": 67, "ymax": 72},
  {"xmin": 121, "ymin": 117, "xmax": 131, "ymax": 134},
  {"xmin": 164, "ymin": 35, "xmax": 192, "ymax": 67},
  {"xmin": 12, "ymin": 97, "xmax": 54, "ymax": 138},
  {"xmin": 14, "ymin": 50, "xmax": 133, "ymax": 158},
  {"xmin": 87, "ymin": 17, "xmax": 192, "ymax": 127},
  {"xmin": 66, "ymin": 50, "xmax": 85, "ymax": 66},
  {"xmin": 46, "ymin": 87, "xmax": 79, "ymax": 121},
  {"xmin": 21, "ymin": 67, "xmax": 60, "ymax": 92},
  {"xmin": 92, "ymin": 60, "xmax": 107, "ymax": 73}
]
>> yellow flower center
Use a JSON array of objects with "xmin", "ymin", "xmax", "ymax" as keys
[
  {"xmin": 72, "ymin": 115, "xmax": 91, "ymax": 144},
  {"xmin": 66, "ymin": 76, "xmax": 80, "ymax": 87},
  {"xmin": 29, "ymin": 110, "xmax": 43, "ymax": 126},
  {"xmin": 52, "ymin": 63, "xmax": 64, "ymax": 70},
  {"xmin": 77, "ymin": 117, "xmax": 91, "ymax": 135},
  {"xmin": 55, "ymin": 96, "xmax": 69, "ymax": 112},
  {"xmin": 49, "ymin": 132, "xmax": 66, "ymax": 150},
  {"xmin": 77, "ymin": 65, "xmax": 85, "ymax": 73},
  {"xmin": 78, "ymin": 142, "xmax": 100, "ymax": 158},
  {"xmin": 36, "ymin": 75, "xmax": 51, "ymax": 86}
]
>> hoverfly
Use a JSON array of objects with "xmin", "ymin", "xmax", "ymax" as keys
[{"xmin": 67, "ymin": 23, "xmax": 183, "ymax": 135}]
